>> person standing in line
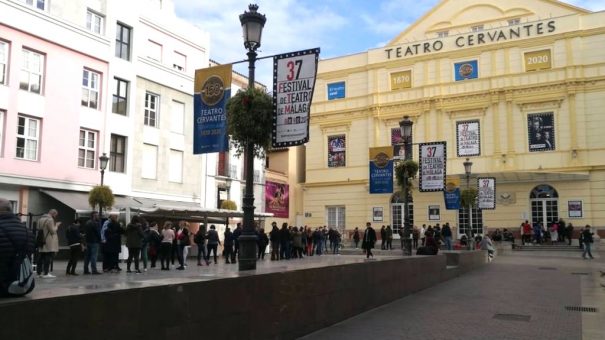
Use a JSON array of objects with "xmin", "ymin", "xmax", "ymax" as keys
[
  {"xmin": 173, "ymin": 222, "xmax": 183, "ymax": 268},
  {"xmin": 194, "ymin": 226, "xmax": 207, "ymax": 266},
  {"xmin": 160, "ymin": 221, "xmax": 174, "ymax": 270},
  {"xmin": 257, "ymin": 228, "xmax": 269, "ymax": 260},
  {"xmin": 125, "ymin": 216, "xmax": 144, "ymax": 273},
  {"xmin": 412, "ymin": 226, "xmax": 420, "ymax": 250},
  {"xmin": 420, "ymin": 224, "xmax": 426, "ymax": 246},
  {"xmin": 147, "ymin": 222, "xmax": 161, "ymax": 268},
  {"xmin": 232, "ymin": 223, "xmax": 242, "ymax": 264},
  {"xmin": 269, "ymin": 222, "xmax": 280, "ymax": 260},
  {"xmin": 549, "ymin": 221, "xmax": 559, "ymax": 245},
  {"xmin": 353, "ymin": 227, "xmax": 360, "ymax": 249},
  {"xmin": 36, "ymin": 209, "xmax": 60, "ymax": 278},
  {"xmin": 313, "ymin": 227, "xmax": 323, "ymax": 256},
  {"xmin": 380, "ymin": 225, "xmax": 386, "ymax": 250},
  {"xmin": 582, "ymin": 225, "xmax": 595, "ymax": 260},
  {"xmin": 178, "ymin": 224, "xmax": 191, "ymax": 269},
  {"xmin": 480, "ymin": 234, "xmax": 495, "ymax": 262},
  {"xmin": 140, "ymin": 219, "xmax": 150, "ymax": 272},
  {"xmin": 105, "ymin": 213, "xmax": 123, "ymax": 272},
  {"xmin": 65, "ymin": 218, "xmax": 83, "ymax": 275},
  {"xmin": 385, "ymin": 225, "xmax": 393, "ymax": 250},
  {"xmin": 206, "ymin": 225, "xmax": 220, "ymax": 265},
  {"xmin": 322, "ymin": 226, "xmax": 329, "ymax": 253},
  {"xmin": 362, "ymin": 222, "xmax": 377, "ymax": 259},
  {"xmin": 533, "ymin": 222, "xmax": 543, "ymax": 244},
  {"xmin": 279, "ymin": 223, "xmax": 290, "ymax": 260},
  {"xmin": 83, "ymin": 212, "xmax": 101, "ymax": 275},
  {"xmin": 442, "ymin": 223, "xmax": 453, "ymax": 251},
  {"xmin": 566, "ymin": 223, "xmax": 574, "ymax": 246},
  {"xmin": 100, "ymin": 216, "xmax": 110, "ymax": 272}
]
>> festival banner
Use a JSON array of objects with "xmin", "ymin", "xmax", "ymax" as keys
[
  {"xmin": 528, "ymin": 112, "xmax": 555, "ymax": 152},
  {"xmin": 193, "ymin": 64, "xmax": 232, "ymax": 154},
  {"xmin": 419, "ymin": 142, "xmax": 446, "ymax": 192},
  {"xmin": 477, "ymin": 177, "xmax": 496, "ymax": 210},
  {"xmin": 456, "ymin": 120, "xmax": 480, "ymax": 157},
  {"xmin": 273, "ymin": 48, "xmax": 320, "ymax": 147},
  {"xmin": 265, "ymin": 181, "xmax": 289, "ymax": 218},
  {"xmin": 328, "ymin": 135, "xmax": 346, "ymax": 167},
  {"xmin": 444, "ymin": 177, "xmax": 461, "ymax": 210},
  {"xmin": 454, "ymin": 60, "xmax": 478, "ymax": 81},
  {"xmin": 369, "ymin": 147, "xmax": 394, "ymax": 194}
]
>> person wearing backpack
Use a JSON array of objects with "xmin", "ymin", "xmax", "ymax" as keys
[
  {"xmin": 0, "ymin": 198, "xmax": 35, "ymax": 297},
  {"xmin": 36, "ymin": 209, "xmax": 60, "ymax": 278}
]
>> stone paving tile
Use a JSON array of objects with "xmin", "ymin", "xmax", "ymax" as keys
[{"xmin": 300, "ymin": 252, "xmax": 605, "ymax": 340}]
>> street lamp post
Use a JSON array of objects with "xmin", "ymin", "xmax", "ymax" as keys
[
  {"xmin": 98, "ymin": 152, "xmax": 109, "ymax": 216},
  {"xmin": 238, "ymin": 4, "xmax": 266, "ymax": 271},
  {"xmin": 399, "ymin": 116, "xmax": 413, "ymax": 256},
  {"xmin": 463, "ymin": 158, "xmax": 473, "ymax": 250}
]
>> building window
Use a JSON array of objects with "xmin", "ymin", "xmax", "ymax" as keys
[
  {"xmin": 169, "ymin": 149, "xmax": 183, "ymax": 183},
  {"xmin": 437, "ymin": 31, "xmax": 449, "ymax": 38},
  {"xmin": 20, "ymin": 49, "xmax": 44, "ymax": 94},
  {"xmin": 471, "ymin": 25, "xmax": 484, "ymax": 32},
  {"xmin": 86, "ymin": 10, "xmax": 104, "ymax": 34},
  {"xmin": 9, "ymin": 200, "xmax": 18, "ymax": 213},
  {"xmin": 115, "ymin": 23, "xmax": 131, "ymax": 61},
  {"xmin": 23, "ymin": 0, "xmax": 46, "ymax": 10},
  {"xmin": 144, "ymin": 92, "xmax": 159, "ymax": 127},
  {"xmin": 142, "ymin": 144, "xmax": 158, "ymax": 179},
  {"xmin": 112, "ymin": 78, "xmax": 128, "ymax": 115},
  {"xmin": 173, "ymin": 51, "xmax": 186, "ymax": 71},
  {"xmin": 508, "ymin": 18, "xmax": 520, "ymax": 26},
  {"xmin": 78, "ymin": 129, "xmax": 96, "ymax": 168},
  {"xmin": 458, "ymin": 207, "xmax": 483, "ymax": 237},
  {"xmin": 229, "ymin": 164, "xmax": 238, "ymax": 179},
  {"xmin": 16, "ymin": 115, "xmax": 39, "ymax": 161},
  {"xmin": 147, "ymin": 40, "xmax": 162, "ymax": 61},
  {"xmin": 170, "ymin": 100, "xmax": 184, "ymax": 134},
  {"xmin": 326, "ymin": 206, "xmax": 345, "ymax": 234},
  {"xmin": 81, "ymin": 69, "xmax": 100, "ymax": 109},
  {"xmin": 109, "ymin": 134, "xmax": 126, "ymax": 173},
  {"xmin": 0, "ymin": 41, "xmax": 8, "ymax": 85},
  {"xmin": 254, "ymin": 169, "xmax": 261, "ymax": 183}
]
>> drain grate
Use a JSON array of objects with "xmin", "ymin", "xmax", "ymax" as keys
[
  {"xmin": 571, "ymin": 272, "xmax": 589, "ymax": 276},
  {"xmin": 565, "ymin": 306, "xmax": 598, "ymax": 313},
  {"xmin": 538, "ymin": 267, "xmax": 557, "ymax": 270},
  {"xmin": 493, "ymin": 314, "xmax": 531, "ymax": 322}
]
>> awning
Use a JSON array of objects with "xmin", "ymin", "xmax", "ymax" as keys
[{"xmin": 40, "ymin": 189, "xmax": 273, "ymax": 222}]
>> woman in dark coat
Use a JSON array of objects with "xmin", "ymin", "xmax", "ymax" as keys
[
  {"xmin": 125, "ymin": 216, "xmax": 144, "ymax": 273},
  {"xmin": 65, "ymin": 219, "xmax": 83, "ymax": 275},
  {"xmin": 361, "ymin": 223, "xmax": 377, "ymax": 258},
  {"xmin": 105, "ymin": 214, "xmax": 124, "ymax": 272}
]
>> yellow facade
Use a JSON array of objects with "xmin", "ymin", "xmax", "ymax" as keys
[{"xmin": 304, "ymin": 0, "xmax": 605, "ymax": 236}]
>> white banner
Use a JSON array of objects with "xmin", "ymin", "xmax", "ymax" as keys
[
  {"xmin": 477, "ymin": 177, "xmax": 496, "ymax": 210},
  {"xmin": 456, "ymin": 120, "xmax": 480, "ymax": 157},
  {"xmin": 272, "ymin": 48, "xmax": 320, "ymax": 147},
  {"xmin": 419, "ymin": 142, "xmax": 446, "ymax": 192}
]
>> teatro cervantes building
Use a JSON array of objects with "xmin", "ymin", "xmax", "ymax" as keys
[{"xmin": 303, "ymin": 0, "xmax": 605, "ymax": 238}]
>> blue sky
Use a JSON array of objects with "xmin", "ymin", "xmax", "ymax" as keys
[{"xmin": 174, "ymin": 0, "xmax": 605, "ymax": 85}]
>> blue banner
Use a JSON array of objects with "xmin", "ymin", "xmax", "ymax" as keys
[
  {"xmin": 444, "ymin": 188, "xmax": 461, "ymax": 210},
  {"xmin": 193, "ymin": 65, "xmax": 232, "ymax": 154},
  {"xmin": 327, "ymin": 81, "xmax": 345, "ymax": 100},
  {"xmin": 370, "ymin": 161, "xmax": 393, "ymax": 194},
  {"xmin": 454, "ymin": 60, "xmax": 478, "ymax": 81}
]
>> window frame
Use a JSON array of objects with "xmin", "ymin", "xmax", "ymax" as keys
[
  {"xmin": 173, "ymin": 51, "xmax": 186, "ymax": 71},
  {"xmin": 0, "ymin": 40, "xmax": 8, "ymax": 85},
  {"xmin": 24, "ymin": 0, "xmax": 46, "ymax": 10},
  {"xmin": 437, "ymin": 31, "xmax": 449, "ymax": 38},
  {"xmin": 115, "ymin": 23, "xmax": 131, "ymax": 61},
  {"xmin": 141, "ymin": 143, "xmax": 158, "ymax": 179},
  {"xmin": 144, "ymin": 92, "xmax": 159, "ymax": 127},
  {"xmin": 20, "ymin": 48, "xmax": 44, "ymax": 94},
  {"xmin": 471, "ymin": 25, "xmax": 484, "ymax": 32},
  {"xmin": 112, "ymin": 77, "xmax": 129, "ymax": 115},
  {"xmin": 109, "ymin": 134, "xmax": 126, "ymax": 173},
  {"xmin": 168, "ymin": 149, "xmax": 183, "ymax": 183},
  {"xmin": 81, "ymin": 68, "xmax": 101, "ymax": 109},
  {"xmin": 147, "ymin": 40, "xmax": 162, "ymax": 61},
  {"xmin": 508, "ymin": 18, "xmax": 521, "ymax": 26},
  {"xmin": 78, "ymin": 128, "xmax": 97, "ymax": 169},
  {"xmin": 0, "ymin": 110, "xmax": 5, "ymax": 157},
  {"xmin": 170, "ymin": 100, "xmax": 184, "ymax": 134},
  {"xmin": 86, "ymin": 10, "xmax": 104, "ymax": 35},
  {"xmin": 326, "ymin": 206, "xmax": 346, "ymax": 234},
  {"xmin": 16, "ymin": 115, "xmax": 40, "ymax": 161}
]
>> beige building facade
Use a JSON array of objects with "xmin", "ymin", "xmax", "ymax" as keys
[{"xmin": 304, "ymin": 0, "xmax": 605, "ymax": 238}]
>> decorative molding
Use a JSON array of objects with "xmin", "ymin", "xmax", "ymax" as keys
[
  {"xmin": 516, "ymin": 98, "xmax": 564, "ymax": 112},
  {"xmin": 496, "ymin": 192, "xmax": 516, "ymax": 205},
  {"xmin": 446, "ymin": 107, "xmax": 488, "ymax": 119},
  {"xmin": 320, "ymin": 122, "xmax": 351, "ymax": 133}
]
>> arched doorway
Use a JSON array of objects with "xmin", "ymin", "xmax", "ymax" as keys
[
  {"xmin": 390, "ymin": 191, "xmax": 413, "ymax": 238},
  {"xmin": 530, "ymin": 184, "xmax": 559, "ymax": 227}
]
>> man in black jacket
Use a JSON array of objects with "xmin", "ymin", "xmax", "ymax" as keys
[
  {"xmin": 83, "ymin": 212, "xmax": 102, "ymax": 275},
  {"xmin": 0, "ymin": 198, "xmax": 35, "ymax": 297}
]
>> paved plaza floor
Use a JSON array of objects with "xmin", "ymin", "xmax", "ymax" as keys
[{"xmin": 301, "ymin": 250, "xmax": 605, "ymax": 340}]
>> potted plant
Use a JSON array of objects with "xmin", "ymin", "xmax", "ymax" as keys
[
  {"xmin": 226, "ymin": 87, "xmax": 273, "ymax": 157},
  {"xmin": 88, "ymin": 185, "xmax": 115, "ymax": 212}
]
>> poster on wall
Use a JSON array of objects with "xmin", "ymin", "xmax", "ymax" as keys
[
  {"xmin": 272, "ymin": 48, "xmax": 320, "ymax": 147},
  {"xmin": 328, "ymin": 135, "xmax": 346, "ymax": 167},
  {"xmin": 369, "ymin": 147, "xmax": 394, "ymax": 194},
  {"xmin": 193, "ymin": 64, "xmax": 232, "ymax": 154},
  {"xmin": 568, "ymin": 200, "xmax": 583, "ymax": 218},
  {"xmin": 373, "ymin": 207, "xmax": 383, "ymax": 222},
  {"xmin": 528, "ymin": 112, "xmax": 555, "ymax": 152},
  {"xmin": 428, "ymin": 205, "xmax": 440, "ymax": 221},
  {"xmin": 454, "ymin": 60, "xmax": 478, "ymax": 81},
  {"xmin": 419, "ymin": 142, "xmax": 447, "ymax": 192},
  {"xmin": 327, "ymin": 81, "xmax": 345, "ymax": 100},
  {"xmin": 477, "ymin": 177, "xmax": 496, "ymax": 210},
  {"xmin": 456, "ymin": 120, "xmax": 480, "ymax": 157},
  {"xmin": 265, "ymin": 181, "xmax": 289, "ymax": 218}
]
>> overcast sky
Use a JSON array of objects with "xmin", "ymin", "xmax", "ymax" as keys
[{"xmin": 173, "ymin": 0, "xmax": 605, "ymax": 86}]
